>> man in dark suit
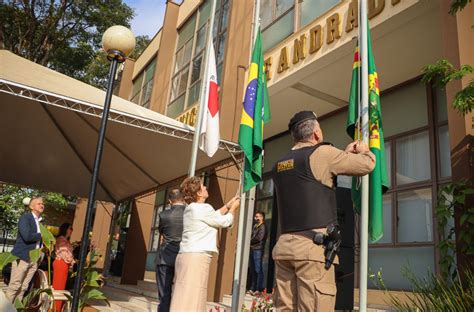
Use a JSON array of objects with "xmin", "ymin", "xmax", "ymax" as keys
[
  {"xmin": 155, "ymin": 189, "xmax": 185, "ymax": 312},
  {"xmin": 5, "ymin": 197, "xmax": 44, "ymax": 303}
]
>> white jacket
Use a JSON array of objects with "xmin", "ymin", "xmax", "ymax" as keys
[{"xmin": 179, "ymin": 202, "xmax": 233, "ymax": 254}]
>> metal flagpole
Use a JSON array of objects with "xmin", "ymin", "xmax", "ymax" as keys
[
  {"xmin": 231, "ymin": 1, "xmax": 261, "ymax": 311},
  {"xmin": 359, "ymin": 0, "xmax": 370, "ymax": 310},
  {"xmin": 188, "ymin": 0, "xmax": 218, "ymax": 177}
]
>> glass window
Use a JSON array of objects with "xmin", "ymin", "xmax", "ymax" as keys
[
  {"xmin": 195, "ymin": 25, "xmax": 207, "ymax": 54},
  {"xmin": 168, "ymin": 0, "xmax": 230, "ymax": 119},
  {"xmin": 368, "ymin": 246, "xmax": 435, "ymax": 289},
  {"xmin": 385, "ymin": 142, "xmax": 392, "ymax": 185},
  {"xmin": 183, "ymin": 40, "xmax": 193, "ymax": 67},
  {"xmin": 213, "ymin": 7, "xmax": 221, "ymax": 37},
  {"xmin": 255, "ymin": 187, "xmax": 274, "ymax": 289},
  {"xmin": 434, "ymin": 87, "xmax": 448, "ymax": 122},
  {"xmin": 144, "ymin": 58, "xmax": 156, "ymax": 83},
  {"xmin": 257, "ymin": 179, "xmax": 274, "ymax": 198},
  {"xmin": 191, "ymin": 55, "xmax": 203, "ymax": 83},
  {"xmin": 381, "ymin": 82, "xmax": 428, "ymax": 137},
  {"xmin": 131, "ymin": 72, "xmax": 144, "ymax": 101},
  {"xmin": 438, "ymin": 125, "xmax": 451, "ymax": 178},
  {"xmin": 221, "ymin": 1, "xmax": 230, "ymax": 31},
  {"xmin": 150, "ymin": 230, "xmax": 160, "ymax": 252},
  {"xmin": 397, "ymin": 188, "xmax": 433, "ymax": 243},
  {"xmin": 372, "ymin": 194, "xmax": 393, "ymax": 244},
  {"xmin": 217, "ymin": 63, "xmax": 223, "ymax": 85},
  {"xmin": 262, "ymin": 9, "xmax": 294, "ymax": 52},
  {"xmin": 199, "ymin": 0, "xmax": 211, "ymax": 27},
  {"xmin": 174, "ymin": 48, "xmax": 184, "ymax": 74},
  {"xmin": 141, "ymin": 80, "xmax": 153, "ymax": 108},
  {"xmin": 217, "ymin": 31, "xmax": 227, "ymax": 64},
  {"xmin": 130, "ymin": 57, "xmax": 156, "ymax": 107},
  {"xmin": 275, "ymin": 0, "xmax": 293, "ymax": 16},
  {"xmin": 261, "ymin": 0, "xmax": 273, "ymax": 28},
  {"xmin": 168, "ymin": 95, "xmax": 186, "ymax": 118},
  {"xmin": 396, "ymin": 131, "xmax": 431, "ymax": 185},
  {"xmin": 177, "ymin": 15, "xmax": 196, "ymax": 49},
  {"xmin": 300, "ymin": 0, "xmax": 340, "ymax": 28},
  {"xmin": 187, "ymin": 81, "xmax": 201, "ymax": 107}
]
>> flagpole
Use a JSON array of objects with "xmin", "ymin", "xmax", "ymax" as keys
[
  {"xmin": 359, "ymin": 0, "xmax": 369, "ymax": 310},
  {"xmin": 231, "ymin": 1, "xmax": 260, "ymax": 311},
  {"xmin": 188, "ymin": 0, "xmax": 218, "ymax": 177}
]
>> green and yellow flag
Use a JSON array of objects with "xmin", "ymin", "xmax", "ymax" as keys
[
  {"xmin": 238, "ymin": 31, "xmax": 271, "ymax": 192},
  {"xmin": 346, "ymin": 23, "xmax": 389, "ymax": 242}
]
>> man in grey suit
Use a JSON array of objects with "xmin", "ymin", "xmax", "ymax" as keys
[{"xmin": 155, "ymin": 189, "xmax": 185, "ymax": 312}]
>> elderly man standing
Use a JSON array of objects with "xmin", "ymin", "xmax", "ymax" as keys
[
  {"xmin": 5, "ymin": 197, "xmax": 44, "ymax": 304},
  {"xmin": 155, "ymin": 189, "xmax": 186, "ymax": 312}
]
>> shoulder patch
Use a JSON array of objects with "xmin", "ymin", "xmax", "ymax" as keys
[{"xmin": 277, "ymin": 159, "xmax": 294, "ymax": 172}]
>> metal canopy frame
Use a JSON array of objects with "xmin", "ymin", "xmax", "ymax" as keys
[{"xmin": 0, "ymin": 79, "xmax": 241, "ymax": 154}]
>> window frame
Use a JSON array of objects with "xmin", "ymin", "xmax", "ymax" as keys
[
  {"xmin": 167, "ymin": 0, "xmax": 231, "ymax": 118},
  {"xmin": 130, "ymin": 56, "xmax": 157, "ymax": 108},
  {"xmin": 261, "ymin": 0, "xmax": 295, "ymax": 32}
]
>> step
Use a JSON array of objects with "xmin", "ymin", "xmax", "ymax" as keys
[
  {"xmin": 89, "ymin": 298, "xmax": 145, "ymax": 312},
  {"xmin": 206, "ymin": 302, "xmax": 232, "ymax": 311},
  {"xmin": 100, "ymin": 285, "xmax": 159, "ymax": 311},
  {"xmin": 106, "ymin": 280, "xmax": 158, "ymax": 300},
  {"xmin": 136, "ymin": 279, "xmax": 158, "ymax": 293},
  {"xmin": 222, "ymin": 293, "xmax": 269, "ymax": 310}
]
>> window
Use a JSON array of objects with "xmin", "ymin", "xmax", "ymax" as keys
[
  {"xmin": 434, "ymin": 87, "xmax": 451, "ymax": 179},
  {"xmin": 149, "ymin": 190, "xmax": 167, "ymax": 253},
  {"xmin": 299, "ymin": 0, "xmax": 340, "ymax": 28},
  {"xmin": 261, "ymin": 0, "xmax": 295, "ymax": 52},
  {"xmin": 168, "ymin": 0, "xmax": 231, "ymax": 118},
  {"xmin": 366, "ymin": 81, "xmax": 452, "ymax": 289},
  {"xmin": 396, "ymin": 131, "xmax": 431, "ymax": 185},
  {"xmin": 255, "ymin": 178, "xmax": 275, "ymax": 290},
  {"xmin": 130, "ymin": 57, "xmax": 157, "ymax": 108}
]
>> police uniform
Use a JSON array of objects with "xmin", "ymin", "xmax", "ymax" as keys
[{"xmin": 271, "ymin": 111, "xmax": 375, "ymax": 311}]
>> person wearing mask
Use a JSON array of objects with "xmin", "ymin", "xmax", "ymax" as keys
[
  {"xmin": 155, "ymin": 189, "xmax": 185, "ymax": 312},
  {"xmin": 272, "ymin": 111, "xmax": 376, "ymax": 311},
  {"xmin": 248, "ymin": 211, "xmax": 267, "ymax": 295},
  {"xmin": 6, "ymin": 197, "xmax": 44, "ymax": 303},
  {"xmin": 169, "ymin": 177, "xmax": 240, "ymax": 311},
  {"xmin": 52, "ymin": 223, "xmax": 74, "ymax": 312}
]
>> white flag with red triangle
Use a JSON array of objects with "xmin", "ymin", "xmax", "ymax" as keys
[{"xmin": 199, "ymin": 43, "xmax": 220, "ymax": 157}]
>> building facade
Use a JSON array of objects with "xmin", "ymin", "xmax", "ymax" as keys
[{"xmin": 74, "ymin": 0, "xmax": 473, "ymax": 306}]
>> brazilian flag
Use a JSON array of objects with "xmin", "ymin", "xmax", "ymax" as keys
[
  {"xmin": 238, "ymin": 30, "xmax": 271, "ymax": 192},
  {"xmin": 346, "ymin": 21, "xmax": 389, "ymax": 242}
]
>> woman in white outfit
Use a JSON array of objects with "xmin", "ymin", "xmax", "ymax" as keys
[{"xmin": 170, "ymin": 176, "xmax": 240, "ymax": 312}]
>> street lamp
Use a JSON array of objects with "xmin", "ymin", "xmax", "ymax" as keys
[{"xmin": 71, "ymin": 25, "xmax": 135, "ymax": 312}]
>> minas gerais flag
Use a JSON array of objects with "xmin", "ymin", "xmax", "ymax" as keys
[
  {"xmin": 346, "ymin": 23, "xmax": 389, "ymax": 242},
  {"xmin": 238, "ymin": 30, "xmax": 271, "ymax": 192}
]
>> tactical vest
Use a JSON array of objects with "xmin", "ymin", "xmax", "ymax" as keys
[{"xmin": 272, "ymin": 143, "xmax": 337, "ymax": 233}]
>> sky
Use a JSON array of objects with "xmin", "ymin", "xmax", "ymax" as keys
[{"xmin": 124, "ymin": 0, "xmax": 167, "ymax": 38}]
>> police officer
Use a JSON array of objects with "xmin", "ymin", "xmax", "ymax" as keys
[{"xmin": 271, "ymin": 111, "xmax": 375, "ymax": 311}]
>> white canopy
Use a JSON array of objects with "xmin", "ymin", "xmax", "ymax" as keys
[{"xmin": 0, "ymin": 50, "xmax": 240, "ymax": 202}]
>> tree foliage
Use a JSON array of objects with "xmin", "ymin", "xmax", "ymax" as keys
[
  {"xmin": 0, "ymin": 0, "xmax": 149, "ymax": 89},
  {"xmin": 0, "ymin": 183, "xmax": 70, "ymax": 234},
  {"xmin": 422, "ymin": 60, "xmax": 474, "ymax": 116},
  {"xmin": 84, "ymin": 34, "xmax": 150, "ymax": 89},
  {"xmin": 449, "ymin": 0, "xmax": 473, "ymax": 15}
]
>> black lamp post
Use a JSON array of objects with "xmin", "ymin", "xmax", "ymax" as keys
[{"xmin": 71, "ymin": 25, "xmax": 135, "ymax": 312}]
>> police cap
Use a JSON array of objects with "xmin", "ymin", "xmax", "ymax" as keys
[{"xmin": 288, "ymin": 111, "xmax": 318, "ymax": 131}]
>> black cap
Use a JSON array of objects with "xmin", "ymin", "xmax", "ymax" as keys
[{"xmin": 288, "ymin": 111, "xmax": 318, "ymax": 131}]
